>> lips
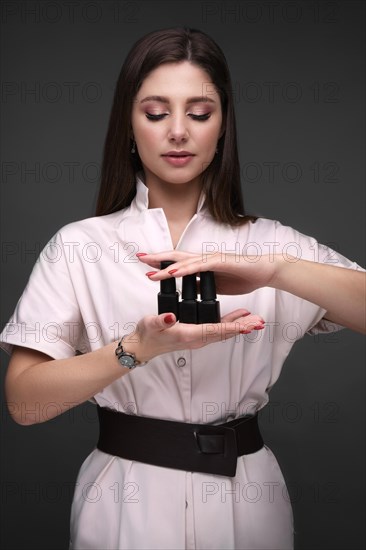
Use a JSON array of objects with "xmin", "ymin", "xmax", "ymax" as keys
[
  {"xmin": 161, "ymin": 151, "xmax": 195, "ymax": 157},
  {"xmin": 161, "ymin": 151, "xmax": 196, "ymax": 167}
]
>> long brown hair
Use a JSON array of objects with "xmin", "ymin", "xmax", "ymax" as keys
[{"xmin": 96, "ymin": 27, "xmax": 254, "ymax": 225}]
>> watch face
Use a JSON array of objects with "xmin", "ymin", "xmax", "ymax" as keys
[{"xmin": 119, "ymin": 354, "xmax": 135, "ymax": 368}]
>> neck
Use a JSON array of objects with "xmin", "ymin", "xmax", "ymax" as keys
[
  {"xmin": 146, "ymin": 174, "xmax": 203, "ymax": 223},
  {"xmin": 144, "ymin": 173, "xmax": 203, "ymax": 248}
]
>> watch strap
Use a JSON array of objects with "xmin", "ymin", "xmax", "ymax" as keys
[{"xmin": 115, "ymin": 336, "xmax": 146, "ymax": 369}]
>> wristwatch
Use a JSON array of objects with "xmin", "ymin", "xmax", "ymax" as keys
[{"xmin": 115, "ymin": 337, "xmax": 146, "ymax": 369}]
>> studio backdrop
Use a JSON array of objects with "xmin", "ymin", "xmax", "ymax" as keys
[{"xmin": 1, "ymin": 1, "xmax": 365, "ymax": 549}]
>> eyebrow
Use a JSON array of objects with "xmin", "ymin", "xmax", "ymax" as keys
[{"xmin": 139, "ymin": 95, "xmax": 216, "ymax": 105}]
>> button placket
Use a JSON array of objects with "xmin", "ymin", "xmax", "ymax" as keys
[{"xmin": 174, "ymin": 351, "xmax": 192, "ymax": 422}]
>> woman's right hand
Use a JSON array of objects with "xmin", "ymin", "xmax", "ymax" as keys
[{"xmin": 121, "ymin": 309, "xmax": 265, "ymax": 364}]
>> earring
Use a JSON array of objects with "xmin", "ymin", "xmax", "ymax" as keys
[{"xmin": 131, "ymin": 140, "xmax": 136, "ymax": 154}]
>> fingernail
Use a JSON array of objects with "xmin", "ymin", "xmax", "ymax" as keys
[
  {"xmin": 164, "ymin": 314, "xmax": 174, "ymax": 324},
  {"xmin": 254, "ymin": 325, "xmax": 265, "ymax": 330},
  {"xmin": 136, "ymin": 253, "xmax": 147, "ymax": 257},
  {"xmin": 240, "ymin": 330, "xmax": 251, "ymax": 334},
  {"xmin": 145, "ymin": 271, "xmax": 158, "ymax": 277},
  {"xmin": 168, "ymin": 269, "xmax": 178, "ymax": 275}
]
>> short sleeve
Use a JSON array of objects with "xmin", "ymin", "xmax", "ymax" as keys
[
  {"xmin": 0, "ymin": 230, "xmax": 85, "ymax": 359},
  {"xmin": 273, "ymin": 221, "xmax": 364, "ymax": 337}
]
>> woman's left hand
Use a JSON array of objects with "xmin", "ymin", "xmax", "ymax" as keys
[
  {"xmin": 135, "ymin": 249, "xmax": 366, "ymax": 335},
  {"xmin": 137, "ymin": 250, "xmax": 279, "ymax": 295}
]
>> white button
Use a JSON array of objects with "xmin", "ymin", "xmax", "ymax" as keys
[{"xmin": 177, "ymin": 357, "xmax": 186, "ymax": 367}]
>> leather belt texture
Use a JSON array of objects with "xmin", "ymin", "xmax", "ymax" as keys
[{"xmin": 96, "ymin": 405, "xmax": 264, "ymax": 477}]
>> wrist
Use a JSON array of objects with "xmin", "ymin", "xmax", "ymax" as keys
[
  {"xmin": 267, "ymin": 254, "xmax": 287, "ymax": 289},
  {"xmin": 115, "ymin": 335, "xmax": 149, "ymax": 368}
]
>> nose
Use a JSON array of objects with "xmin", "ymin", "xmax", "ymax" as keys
[{"xmin": 167, "ymin": 113, "xmax": 189, "ymax": 143}]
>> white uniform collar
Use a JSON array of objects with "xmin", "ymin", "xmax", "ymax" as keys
[{"xmin": 133, "ymin": 172, "xmax": 207, "ymax": 215}]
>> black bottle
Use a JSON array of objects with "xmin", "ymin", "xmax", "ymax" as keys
[
  {"xmin": 157, "ymin": 261, "xmax": 179, "ymax": 318},
  {"xmin": 179, "ymin": 273, "xmax": 198, "ymax": 323},
  {"xmin": 197, "ymin": 271, "xmax": 221, "ymax": 323}
]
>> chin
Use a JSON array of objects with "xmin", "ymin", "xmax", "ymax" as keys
[
  {"xmin": 165, "ymin": 173, "xmax": 200, "ymax": 184},
  {"xmin": 152, "ymin": 168, "xmax": 204, "ymax": 186}
]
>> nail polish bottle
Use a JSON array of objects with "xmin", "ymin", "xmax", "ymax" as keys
[
  {"xmin": 157, "ymin": 261, "xmax": 179, "ymax": 318},
  {"xmin": 179, "ymin": 273, "xmax": 198, "ymax": 323},
  {"xmin": 197, "ymin": 271, "xmax": 221, "ymax": 323}
]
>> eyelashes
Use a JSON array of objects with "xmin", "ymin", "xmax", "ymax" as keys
[
  {"xmin": 145, "ymin": 113, "xmax": 211, "ymax": 122},
  {"xmin": 145, "ymin": 113, "xmax": 166, "ymax": 121}
]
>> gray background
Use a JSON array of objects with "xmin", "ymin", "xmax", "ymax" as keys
[{"xmin": 0, "ymin": 0, "xmax": 365, "ymax": 548}]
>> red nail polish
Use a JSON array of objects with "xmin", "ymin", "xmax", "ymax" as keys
[
  {"xmin": 136, "ymin": 253, "xmax": 147, "ymax": 257},
  {"xmin": 239, "ymin": 330, "xmax": 251, "ymax": 334},
  {"xmin": 254, "ymin": 325, "xmax": 265, "ymax": 330},
  {"xmin": 164, "ymin": 314, "xmax": 174, "ymax": 324},
  {"xmin": 145, "ymin": 271, "xmax": 158, "ymax": 277},
  {"xmin": 168, "ymin": 269, "xmax": 178, "ymax": 275}
]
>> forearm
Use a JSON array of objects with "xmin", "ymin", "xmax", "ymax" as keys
[
  {"xmin": 6, "ymin": 342, "xmax": 129, "ymax": 425},
  {"xmin": 4, "ymin": 310, "xmax": 267, "ymax": 425},
  {"xmin": 271, "ymin": 257, "xmax": 366, "ymax": 334}
]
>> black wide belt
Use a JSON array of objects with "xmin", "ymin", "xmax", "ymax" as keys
[{"xmin": 96, "ymin": 405, "xmax": 264, "ymax": 477}]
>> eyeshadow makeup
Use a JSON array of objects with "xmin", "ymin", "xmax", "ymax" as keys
[
  {"xmin": 197, "ymin": 271, "xmax": 221, "ymax": 323},
  {"xmin": 157, "ymin": 261, "xmax": 179, "ymax": 317},
  {"xmin": 179, "ymin": 273, "xmax": 198, "ymax": 324}
]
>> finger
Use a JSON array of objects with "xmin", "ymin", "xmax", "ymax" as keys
[
  {"xmin": 220, "ymin": 308, "xmax": 251, "ymax": 322},
  {"xmin": 226, "ymin": 315, "xmax": 265, "ymax": 333},
  {"xmin": 137, "ymin": 250, "xmax": 197, "ymax": 269},
  {"xmin": 146, "ymin": 256, "xmax": 213, "ymax": 280},
  {"xmin": 199, "ymin": 315, "xmax": 265, "ymax": 342},
  {"xmin": 237, "ymin": 314, "xmax": 264, "ymax": 327},
  {"xmin": 240, "ymin": 316, "xmax": 265, "ymax": 330},
  {"xmin": 141, "ymin": 312, "xmax": 177, "ymax": 332},
  {"xmin": 155, "ymin": 312, "xmax": 177, "ymax": 330}
]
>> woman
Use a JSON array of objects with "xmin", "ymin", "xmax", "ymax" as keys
[{"xmin": 1, "ymin": 28, "xmax": 364, "ymax": 550}]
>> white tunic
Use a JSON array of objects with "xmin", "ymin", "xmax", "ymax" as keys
[{"xmin": 0, "ymin": 176, "xmax": 362, "ymax": 549}]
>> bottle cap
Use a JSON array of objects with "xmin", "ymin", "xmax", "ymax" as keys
[
  {"xmin": 160, "ymin": 261, "xmax": 176, "ymax": 294},
  {"xmin": 182, "ymin": 273, "xmax": 197, "ymax": 300},
  {"xmin": 200, "ymin": 271, "xmax": 217, "ymax": 300}
]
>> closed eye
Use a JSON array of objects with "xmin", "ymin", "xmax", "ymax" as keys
[
  {"xmin": 145, "ymin": 113, "xmax": 167, "ymax": 121},
  {"xmin": 145, "ymin": 113, "xmax": 211, "ymax": 122},
  {"xmin": 189, "ymin": 113, "xmax": 211, "ymax": 121}
]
